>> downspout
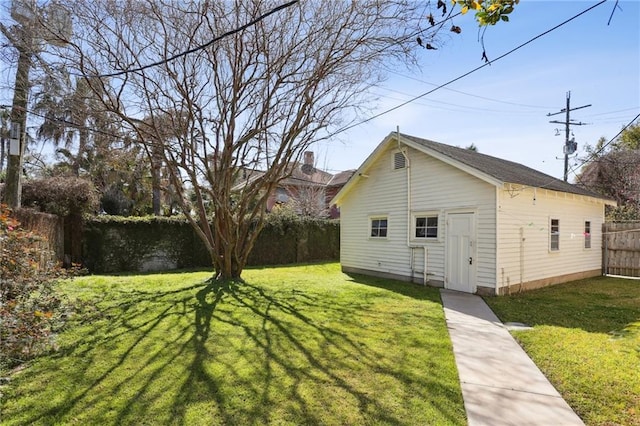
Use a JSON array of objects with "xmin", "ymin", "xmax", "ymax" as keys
[
  {"xmin": 397, "ymin": 127, "xmax": 417, "ymax": 283},
  {"xmin": 423, "ymin": 247, "xmax": 428, "ymax": 286},
  {"xmin": 397, "ymin": 127, "xmax": 411, "ymax": 248},
  {"xmin": 603, "ymin": 222, "xmax": 608, "ymax": 276},
  {"xmin": 397, "ymin": 128, "xmax": 428, "ymax": 286},
  {"xmin": 495, "ymin": 186, "xmax": 500, "ymax": 295},
  {"xmin": 519, "ymin": 226, "xmax": 524, "ymax": 293}
]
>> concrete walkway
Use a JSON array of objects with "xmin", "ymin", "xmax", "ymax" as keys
[{"xmin": 440, "ymin": 290, "xmax": 584, "ymax": 426}]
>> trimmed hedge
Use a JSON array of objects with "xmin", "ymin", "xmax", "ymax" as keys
[{"xmin": 82, "ymin": 215, "xmax": 339, "ymax": 273}]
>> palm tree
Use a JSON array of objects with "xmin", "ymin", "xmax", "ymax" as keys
[{"xmin": 33, "ymin": 72, "xmax": 108, "ymax": 176}]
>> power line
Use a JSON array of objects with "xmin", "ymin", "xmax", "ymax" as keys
[
  {"xmin": 504, "ymin": 112, "xmax": 639, "ymax": 193},
  {"xmin": 592, "ymin": 116, "xmax": 639, "ymax": 124},
  {"xmin": 567, "ymin": 112, "xmax": 640, "ymax": 179},
  {"xmin": 16, "ymin": 0, "xmax": 614, "ymax": 172},
  {"xmin": 12, "ymin": 10, "xmax": 487, "ymax": 150},
  {"xmin": 373, "ymin": 86, "xmax": 543, "ymax": 115},
  {"xmin": 583, "ymin": 107, "xmax": 639, "ymax": 117},
  {"xmin": 514, "ymin": 112, "xmax": 640, "ymax": 197},
  {"xmin": 85, "ymin": 0, "xmax": 299, "ymax": 79},
  {"xmin": 78, "ymin": 2, "xmax": 460, "ymax": 81},
  {"xmin": 386, "ymin": 70, "xmax": 554, "ymax": 109},
  {"xmin": 22, "ymin": 5, "xmax": 464, "ymax": 139},
  {"xmin": 331, "ymin": 0, "xmax": 608, "ymax": 136}
]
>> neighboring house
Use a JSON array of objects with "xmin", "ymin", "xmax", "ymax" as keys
[
  {"xmin": 326, "ymin": 169, "xmax": 356, "ymax": 219},
  {"xmin": 332, "ymin": 132, "xmax": 615, "ymax": 295},
  {"xmin": 266, "ymin": 152, "xmax": 333, "ymax": 215},
  {"xmin": 233, "ymin": 151, "xmax": 352, "ymax": 217}
]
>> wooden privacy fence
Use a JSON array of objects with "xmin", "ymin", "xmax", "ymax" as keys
[{"xmin": 603, "ymin": 222, "xmax": 640, "ymax": 277}]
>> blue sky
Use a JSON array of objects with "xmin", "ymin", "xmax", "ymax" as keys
[
  {"xmin": 1, "ymin": 1, "xmax": 638, "ymax": 183},
  {"xmin": 316, "ymin": 0, "xmax": 640, "ymax": 182}
]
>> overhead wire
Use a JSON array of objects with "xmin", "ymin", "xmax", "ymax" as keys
[
  {"xmin": 23, "ymin": 105, "xmax": 127, "ymax": 141},
  {"xmin": 373, "ymin": 86, "xmax": 544, "ymax": 115},
  {"xmin": 85, "ymin": 0, "xmax": 300, "ymax": 79},
  {"xmin": 18, "ymin": 3, "xmax": 462, "ymax": 141},
  {"xmin": 75, "ymin": 2, "xmax": 461, "ymax": 79},
  {"xmin": 582, "ymin": 107, "xmax": 640, "ymax": 117},
  {"xmin": 504, "ymin": 111, "xmax": 640, "ymax": 195},
  {"xmin": 330, "ymin": 0, "xmax": 608, "ymax": 136},
  {"xmin": 385, "ymin": 70, "xmax": 555, "ymax": 109},
  {"xmin": 13, "ymin": 0, "xmax": 621, "ymax": 178}
]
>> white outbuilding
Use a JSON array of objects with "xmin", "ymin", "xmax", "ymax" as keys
[{"xmin": 332, "ymin": 132, "xmax": 615, "ymax": 295}]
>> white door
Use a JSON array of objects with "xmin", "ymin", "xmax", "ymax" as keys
[{"xmin": 446, "ymin": 213, "xmax": 476, "ymax": 293}]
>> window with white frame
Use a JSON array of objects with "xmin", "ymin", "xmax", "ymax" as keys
[
  {"xmin": 584, "ymin": 221, "xmax": 591, "ymax": 249},
  {"xmin": 414, "ymin": 214, "xmax": 438, "ymax": 239},
  {"xmin": 370, "ymin": 217, "xmax": 388, "ymax": 238},
  {"xmin": 550, "ymin": 218, "xmax": 560, "ymax": 251}
]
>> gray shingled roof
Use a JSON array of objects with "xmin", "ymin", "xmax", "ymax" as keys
[
  {"xmin": 401, "ymin": 133, "xmax": 606, "ymax": 199},
  {"xmin": 327, "ymin": 169, "xmax": 356, "ymax": 187}
]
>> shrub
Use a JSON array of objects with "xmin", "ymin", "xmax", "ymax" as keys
[
  {"xmin": 22, "ymin": 176, "xmax": 99, "ymax": 216},
  {"xmin": 100, "ymin": 185, "xmax": 134, "ymax": 216},
  {"xmin": 0, "ymin": 205, "xmax": 69, "ymax": 371},
  {"xmin": 606, "ymin": 204, "xmax": 640, "ymax": 221}
]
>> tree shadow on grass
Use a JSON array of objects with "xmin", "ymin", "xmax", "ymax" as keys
[
  {"xmin": 166, "ymin": 280, "xmax": 404, "ymax": 425},
  {"xmin": 165, "ymin": 273, "xmax": 463, "ymax": 424},
  {"xmin": 5, "ymin": 274, "xmax": 465, "ymax": 426},
  {"xmin": 10, "ymin": 281, "xmax": 205, "ymax": 425},
  {"xmin": 165, "ymin": 279, "xmax": 237, "ymax": 425},
  {"xmin": 213, "ymin": 281, "xmax": 462, "ymax": 425}
]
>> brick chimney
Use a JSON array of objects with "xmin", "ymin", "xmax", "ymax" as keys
[
  {"xmin": 301, "ymin": 151, "xmax": 314, "ymax": 175},
  {"xmin": 304, "ymin": 151, "xmax": 314, "ymax": 166}
]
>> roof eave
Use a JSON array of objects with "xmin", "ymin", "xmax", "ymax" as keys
[{"xmin": 332, "ymin": 133, "xmax": 399, "ymax": 206}]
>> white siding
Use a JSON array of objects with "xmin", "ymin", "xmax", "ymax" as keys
[
  {"xmin": 497, "ymin": 185, "xmax": 605, "ymax": 291},
  {"xmin": 340, "ymin": 145, "xmax": 497, "ymax": 290},
  {"xmin": 340, "ymin": 144, "xmax": 409, "ymax": 277}
]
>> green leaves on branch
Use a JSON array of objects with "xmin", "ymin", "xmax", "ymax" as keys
[{"xmin": 452, "ymin": 0, "xmax": 519, "ymax": 25}]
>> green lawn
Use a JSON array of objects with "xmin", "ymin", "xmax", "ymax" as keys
[
  {"xmin": 1, "ymin": 263, "xmax": 465, "ymax": 425},
  {"xmin": 484, "ymin": 276, "xmax": 640, "ymax": 426}
]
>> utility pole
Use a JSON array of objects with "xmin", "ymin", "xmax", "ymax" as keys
[
  {"xmin": 0, "ymin": 106, "xmax": 11, "ymax": 174},
  {"xmin": 0, "ymin": 2, "xmax": 36, "ymax": 210},
  {"xmin": 3, "ymin": 37, "xmax": 32, "ymax": 209},
  {"xmin": 1, "ymin": 1, "xmax": 71, "ymax": 209},
  {"xmin": 547, "ymin": 91, "xmax": 590, "ymax": 182}
]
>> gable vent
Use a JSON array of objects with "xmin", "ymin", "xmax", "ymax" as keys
[{"xmin": 393, "ymin": 151, "xmax": 406, "ymax": 169}]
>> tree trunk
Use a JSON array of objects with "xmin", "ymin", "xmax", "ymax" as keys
[
  {"xmin": 151, "ymin": 145, "xmax": 163, "ymax": 216},
  {"xmin": 210, "ymin": 211, "xmax": 263, "ymax": 282},
  {"xmin": 151, "ymin": 166, "xmax": 161, "ymax": 216}
]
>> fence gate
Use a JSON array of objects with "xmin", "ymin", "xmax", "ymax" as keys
[{"xmin": 603, "ymin": 222, "xmax": 640, "ymax": 277}]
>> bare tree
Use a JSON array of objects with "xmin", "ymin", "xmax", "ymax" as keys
[
  {"xmin": 60, "ymin": 0, "xmax": 431, "ymax": 281},
  {"xmin": 578, "ymin": 134, "xmax": 640, "ymax": 220},
  {"xmin": 286, "ymin": 184, "xmax": 329, "ymax": 218}
]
